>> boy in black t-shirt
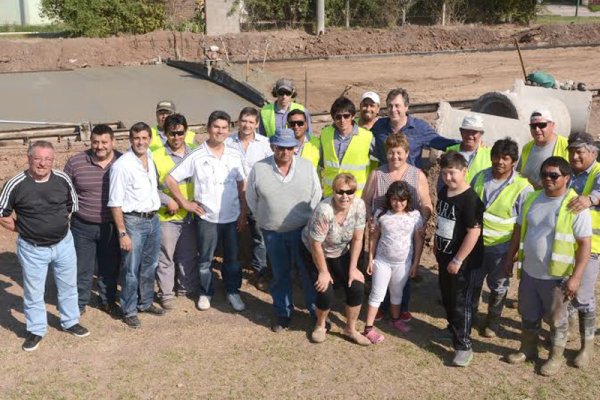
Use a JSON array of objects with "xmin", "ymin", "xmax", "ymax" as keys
[{"xmin": 435, "ymin": 151, "xmax": 484, "ymax": 367}]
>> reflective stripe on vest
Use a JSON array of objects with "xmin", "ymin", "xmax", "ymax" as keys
[
  {"xmin": 152, "ymin": 147, "xmax": 194, "ymax": 222},
  {"xmin": 473, "ymin": 171, "xmax": 531, "ymax": 247},
  {"xmin": 320, "ymin": 125, "xmax": 372, "ymax": 197},
  {"xmin": 446, "ymin": 144, "xmax": 492, "ymax": 184},
  {"xmin": 150, "ymin": 126, "xmax": 197, "ymax": 152},
  {"xmin": 300, "ymin": 137, "xmax": 321, "ymax": 169},
  {"xmin": 260, "ymin": 103, "xmax": 304, "ymax": 138},
  {"xmin": 580, "ymin": 161, "xmax": 600, "ymax": 253},
  {"xmin": 518, "ymin": 189, "xmax": 578, "ymax": 278},
  {"xmin": 518, "ymin": 135, "xmax": 569, "ymax": 173}
]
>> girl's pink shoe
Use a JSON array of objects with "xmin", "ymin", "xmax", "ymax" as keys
[{"xmin": 389, "ymin": 318, "xmax": 411, "ymax": 333}]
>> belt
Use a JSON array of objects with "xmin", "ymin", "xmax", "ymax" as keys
[{"xmin": 125, "ymin": 211, "xmax": 157, "ymax": 219}]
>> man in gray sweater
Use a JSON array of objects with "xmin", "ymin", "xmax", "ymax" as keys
[{"xmin": 246, "ymin": 128, "xmax": 322, "ymax": 332}]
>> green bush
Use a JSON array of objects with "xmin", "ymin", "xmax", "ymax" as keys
[{"xmin": 41, "ymin": 0, "xmax": 166, "ymax": 37}]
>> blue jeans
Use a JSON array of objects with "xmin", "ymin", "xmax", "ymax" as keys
[
  {"xmin": 196, "ymin": 218, "xmax": 241, "ymax": 296},
  {"xmin": 71, "ymin": 216, "xmax": 120, "ymax": 309},
  {"xmin": 248, "ymin": 213, "xmax": 267, "ymax": 274},
  {"xmin": 262, "ymin": 228, "xmax": 316, "ymax": 319},
  {"xmin": 120, "ymin": 214, "xmax": 161, "ymax": 317},
  {"xmin": 16, "ymin": 231, "xmax": 80, "ymax": 336}
]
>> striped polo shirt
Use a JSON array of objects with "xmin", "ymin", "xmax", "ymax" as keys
[{"xmin": 64, "ymin": 149, "xmax": 122, "ymax": 223}]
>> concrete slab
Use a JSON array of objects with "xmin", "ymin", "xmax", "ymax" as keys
[{"xmin": 0, "ymin": 64, "xmax": 253, "ymax": 131}]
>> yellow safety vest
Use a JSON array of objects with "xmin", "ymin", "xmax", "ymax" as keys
[
  {"xmin": 580, "ymin": 162, "xmax": 600, "ymax": 254},
  {"xmin": 150, "ymin": 126, "xmax": 197, "ymax": 152},
  {"xmin": 473, "ymin": 171, "xmax": 531, "ymax": 247},
  {"xmin": 518, "ymin": 189, "xmax": 579, "ymax": 278},
  {"xmin": 260, "ymin": 102, "xmax": 304, "ymax": 138},
  {"xmin": 152, "ymin": 147, "xmax": 195, "ymax": 222},
  {"xmin": 320, "ymin": 125, "xmax": 372, "ymax": 197},
  {"xmin": 518, "ymin": 135, "xmax": 569, "ymax": 173},
  {"xmin": 446, "ymin": 143, "xmax": 492, "ymax": 184},
  {"xmin": 300, "ymin": 136, "xmax": 321, "ymax": 170}
]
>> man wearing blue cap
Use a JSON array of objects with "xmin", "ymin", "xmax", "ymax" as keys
[{"xmin": 246, "ymin": 128, "xmax": 322, "ymax": 332}]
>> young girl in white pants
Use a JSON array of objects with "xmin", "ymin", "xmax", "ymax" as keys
[{"xmin": 363, "ymin": 181, "xmax": 425, "ymax": 344}]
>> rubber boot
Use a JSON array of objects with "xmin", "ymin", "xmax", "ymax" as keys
[
  {"xmin": 540, "ymin": 345, "xmax": 565, "ymax": 376},
  {"xmin": 507, "ymin": 329, "xmax": 538, "ymax": 364},
  {"xmin": 482, "ymin": 292, "xmax": 505, "ymax": 338},
  {"xmin": 574, "ymin": 311, "xmax": 595, "ymax": 368}
]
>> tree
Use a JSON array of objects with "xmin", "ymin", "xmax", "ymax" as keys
[{"xmin": 41, "ymin": 0, "xmax": 166, "ymax": 37}]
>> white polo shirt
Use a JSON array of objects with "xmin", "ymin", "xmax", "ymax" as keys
[
  {"xmin": 108, "ymin": 149, "xmax": 161, "ymax": 213},
  {"xmin": 170, "ymin": 142, "xmax": 246, "ymax": 224},
  {"xmin": 226, "ymin": 132, "xmax": 273, "ymax": 174}
]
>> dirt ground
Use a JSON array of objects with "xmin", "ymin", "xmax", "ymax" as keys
[{"xmin": 1, "ymin": 24, "xmax": 600, "ymax": 399}]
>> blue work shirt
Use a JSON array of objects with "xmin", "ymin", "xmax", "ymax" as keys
[{"xmin": 371, "ymin": 116, "xmax": 459, "ymax": 168}]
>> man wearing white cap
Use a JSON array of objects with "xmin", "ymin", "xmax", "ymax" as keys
[
  {"xmin": 446, "ymin": 114, "xmax": 491, "ymax": 185},
  {"xmin": 517, "ymin": 109, "xmax": 569, "ymax": 189},
  {"xmin": 357, "ymin": 91, "xmax": 380, "ymax": 130},
  {"xmin": 259, "ymin": 78, "xmax": 312, "ymax": 138},
  {"xmin": 150, "ymin": 100, "xmax": 197, "ymax": 152}
]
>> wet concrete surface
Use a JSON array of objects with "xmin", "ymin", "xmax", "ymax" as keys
[{"xmin": 0, "ymin": 64, "xmax": 253, "ymax": 130}]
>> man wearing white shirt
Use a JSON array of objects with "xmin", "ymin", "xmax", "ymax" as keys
[
  {"xmin": 166, "ymin": 111, "xmax": 248, "ymax": 312},
  {"xmin": 109, "ymin": 122, "xmax": 165, "ymax": 329},
  {"xmin": 226, "ymin": 107, "xmax": 273, "ymax": 291}
]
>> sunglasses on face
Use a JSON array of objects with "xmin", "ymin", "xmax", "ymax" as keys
[
  {"xmin": 334, "ymin": 113, "xmax": 353, "ymax": 121},
  {"xmin": 529, "ymin": 122, "xmax": 548, "ymax": 130},
  {"xmin": 288, "ymin": 120, "xmax": 305, "ymax": 127},
  {"xmin": 277, "ymin": 90, "xmax": 292, "ymax": 96},
  {"xmin": 168, "ymin": 130, "xmax": 186, "ymax": 137},
  {"xmin": 540, "ymin": 171, "xmax": 564, "ymax": 181},
  {"xmin": 335, "ymin": 189, "xmax": 356, "ymax": 196}
]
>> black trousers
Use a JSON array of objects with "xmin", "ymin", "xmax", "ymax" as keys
[
  {"xmin": 301, "ymin": 245, "xmax": 364, "ymax": 310},
  {"xmin": 437, "ymin": 257, "xmax": 482, "ymax": 351}
]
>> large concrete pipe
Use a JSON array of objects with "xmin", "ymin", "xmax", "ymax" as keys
[
  {"xmin": 511, "ymin": 79, "xmax": 592, "ymax": 133},
  {"xmin": 471, "ymin": 88, "xmax": 571, "ymax": 138},
  {"xmin": 436, "ymin": 101, "xmax": 532, "ymax": 151}
]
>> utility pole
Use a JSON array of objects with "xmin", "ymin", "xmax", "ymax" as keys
[
  {"xmin": 345, "ymin": 0, "xmax": 350, "ymax": 28},
  {"xmin": 317, "ymin": 0, "xmax": 325, "ymax": 35},
  {"xmin": 575, "ymin": 0, "xmax": 580, "ymax": 17}
]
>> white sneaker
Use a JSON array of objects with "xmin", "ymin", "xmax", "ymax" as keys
[
  {"xmin": 197, "ymin": 295, "xmax": 211, "ymax": 311},
  {"xmin": 227, "ymin": 293, "xmax": 246, "ymax": 312}
]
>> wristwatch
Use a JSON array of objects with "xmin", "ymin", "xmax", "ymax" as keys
[{"xmin": 119, "ymin": 231, "xmax": 128, "ymax": 238}]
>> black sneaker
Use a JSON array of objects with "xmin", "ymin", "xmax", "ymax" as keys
[
  {"xmin": 123, "ymin": 315, "xmax": 141, "ymax": 329},
  {"xmin": 271, "ymin": 317, "xmax": 290, "ymax": 333},
  {"xmin": 139, "ymin": 304, "xmax": 166, "ymax": 316},
  {"xmin": 63, "ymin": 323, "xmax": 90, "ymax": 338},
  {"xmin": 22, "ymin": 332, "xmax": 43, "ymax": 351}
]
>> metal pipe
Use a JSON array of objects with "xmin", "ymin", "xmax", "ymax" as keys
[
  {"xmin": 0, "ymin": 119, "xmax": 81, "ymax": 126},
  {"xmin": 317, "ymin": 0, "xmax": 325, "ymax": 35}
]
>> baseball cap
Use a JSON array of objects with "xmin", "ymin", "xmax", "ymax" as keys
[
  {"xmin": 270, "ymin": 128, "xmax": 299, "ymax": 147},
  {"xmin": 530, "ymin": 108, "xmax": 553, "ymax": 123},
  {"xmin": 275, "ymin": 79, "xmax": 294, "ymax": 93},
  {"xmin": 360, "ymin": 91, "xmax": 380, "ymax": 105},
  {"xmin": 460, "ymin": 114, "xmax": 484, "ymax": 132},
  {"xmin": 156, "ymin": 100, "xmax": 176, "ymax": 113},
  {"xmin": 568, "ymin": 132, "xmax": 596, "ymax": 149}
]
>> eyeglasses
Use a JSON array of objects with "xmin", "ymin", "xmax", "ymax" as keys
[
  {"xmin": 529, "ymin": 122, "xmax": 548, "ymax": 130},
  {"xmin": 167, "ymin": 130, "xmax": 185, "ymax": 137},
  {"xmin": 335, "ymin": 188, "xmax": 356, "ymax": 196},
  {"xmin": 31, "ymin": 157, "xmax": 54, "ymax": 164},
  {"xmin": 277, "ymin": 90, "xmax": 292, "ymax": 97},
  {"xmin": 540, "ymin": 171, "xmax": 564, "ymax": 181},
  {"xmin": 288, "ymin": 120, "xmax": 305, "ymax": 127},
  {"xmin": 274, "ymin": 145, "xmax": 295, "ymax": 152},
  {"xmin": 334, "ymin": 113, "xmax": 353, "ymax": 121}
]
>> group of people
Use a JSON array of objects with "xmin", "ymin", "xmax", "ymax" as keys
[{"xmin": 0, "ymin": 79, "xmax": 597, "ymax": 377}]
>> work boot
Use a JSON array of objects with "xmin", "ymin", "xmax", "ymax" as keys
[
  {"xmin": 507, "ymin": 329, "xmax": 538, "ymax": 364},
  {"xmin": 540, "ymin": 345, "xmax": 565, "ymax": 376},
  {"xmin": 574, "ymin": 311, "xmax": 595, "ymax": 368}
]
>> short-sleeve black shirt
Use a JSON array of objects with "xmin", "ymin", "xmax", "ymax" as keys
[
  {"xmin": 434, "ymin": 186, "xmax": 484, "ymax": 269},
  {"xmin": 0, "ymin": 170, "xmax": 77, "ymax": 246}
]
